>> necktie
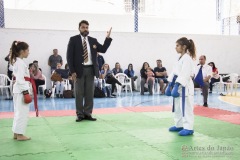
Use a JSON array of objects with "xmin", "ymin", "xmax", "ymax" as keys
[
  {"xmin": 194, "ymin": 65, "xmax": 204, "ymax": 87},
  {"xmin": 83, "ymin": 37, "xmax": 88, "ymax": 63}
]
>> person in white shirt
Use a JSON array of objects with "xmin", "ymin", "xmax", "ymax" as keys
[
  {"xmin": 166, "ymin": 37, "xmax": 196, "ymax": 136},
  {"xmin": 11, "ymin": 41, "xmax": 32, "ymax": 141},
  {"xmin": 194, "ymin": 55, "xmax": 212, "ymax": 107}
]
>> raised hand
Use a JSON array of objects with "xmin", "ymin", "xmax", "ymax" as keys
[{"xmin": 106, "ymin": 27, "xmax": 112, "ymax": 38}]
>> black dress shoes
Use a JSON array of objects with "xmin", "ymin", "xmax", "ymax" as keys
[
  {"xmin": 203, "ymin": 103, "xmax": 208, "ymax": 107},
  {"xmin": 76, "ymin": 117, "xmax": 84, "ymax": 122},
  {"xmin": 84, "ymin": 116, "xmax": 97, "ymax": 121}
]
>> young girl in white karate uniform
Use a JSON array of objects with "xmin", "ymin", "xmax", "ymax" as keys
[
  {"xmin": 11, "ymin": 41, "xmax": 32, "ymax": 141},
  {"xmin": 166, "ymin": 37, "xmax": 196, "ymax": 136}
]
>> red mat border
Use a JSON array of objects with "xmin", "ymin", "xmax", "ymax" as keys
[{"xmin": 1, "ymin": 106, "xmax": 239, "ymax": 125}]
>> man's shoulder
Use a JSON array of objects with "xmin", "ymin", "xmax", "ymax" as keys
[
  {"xmin": 70, "ymin": 35, "xmax": 80, "ymax": 40},
  {"xmin": 49, "ymin": 55, "xmax": 54, "ymax": 59}
]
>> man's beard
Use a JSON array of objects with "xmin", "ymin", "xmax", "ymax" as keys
[{"xmin": 80, "ymin": 31, "xmax": 89, "ymax": 37}]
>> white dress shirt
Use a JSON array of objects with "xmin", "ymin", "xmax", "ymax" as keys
[
  {"xmin": 194, "ymin": 64, "xmax": 212, "ymax": 79},
  {"xmin": 80, "ymin": 35, "xmax": 93, "ymax": 65}
]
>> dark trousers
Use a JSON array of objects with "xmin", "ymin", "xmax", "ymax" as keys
[
  {"xmin": 34, "ymin": 79, "xmax": 45, "ymax": 94},
  {"xmin": 106, "ymin": 77, "xmax": 122, "ymax": 94},
  {"xmin": 194, "ymin": 81, "xmax": 209, "ymax": 103},
  {"xmin": 75, "ymin": 67, "xmax": 94, "ymax": 118},
  {"xmin": 209, "ymin": 78, "xmax": 220, "ymax": 91},
  {"xmin": 140, "ymin": 77, "xmax": 154, "ymax": 94},
  {"xmin": 130, "ymin": 76, "xmax": 138, "ymax": 90},
  {"xmin": 7, "ymin": 70, "xmax": 13, "ymax": 95}
]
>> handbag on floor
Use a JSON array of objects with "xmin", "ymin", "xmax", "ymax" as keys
[
  {"xmin": 63, "ymin": 90, "xmax": 74, "ymax": 98},
  {"xmin": 44, "ymin": 89, "xmax": 52, "ymax": 98},
  {"xmin": 94, "ymin": 87, "xmax": 105, "ymax": 98}
]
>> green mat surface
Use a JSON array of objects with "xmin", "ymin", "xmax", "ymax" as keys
[{"xmin": 0, "ymin": 112, "xmax": 239, "ymax": 160}]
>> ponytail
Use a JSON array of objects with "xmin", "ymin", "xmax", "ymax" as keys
[
  {"xmin": 176, "ymin": 37, "xmax": 196, "ymax": 60},
  {"xmin": 188, "ymin": 39, "xmax": 196, "ymax": 60},
  {"xmin": 10, "ymin": 41, "xmax": 29, "ymax": 65}
]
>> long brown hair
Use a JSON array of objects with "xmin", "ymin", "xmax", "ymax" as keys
[
  {"xmin": 176, "ymin": 37, "xmax": 196, "ymax": 59},
  {"xmin": 10, "ymin": 41, "xmax": 29, "ymax": 65}
]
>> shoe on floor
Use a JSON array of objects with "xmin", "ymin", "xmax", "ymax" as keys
[
  {"xmin": 178, "ymin": 129, "xmax": 194, "ymax": 136},
  {"xmin": 76, "ymin": 117, "xmax": 84, "ymax": 122},
  {"xmin": 203, "ymin": 103, "xmax": 208, "ymax": 107},
  {"xmin": 84, "ymin": 116, "xmax": 97, "ymax": 121},
  {"xmin": 169, "ymin": 126, "xmax": 184, "ymax": 132}
]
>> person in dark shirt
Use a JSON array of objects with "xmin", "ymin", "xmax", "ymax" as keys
[
  {"xmin": 4, "ymin": 48, "xmax": 13, "ymax": 99},
  {"xmin": 124, "ymin": 63, "xmax": 138, "ymax": 91},
  {"xmin": 97, "ymin": 52, "xmax": 105, "ymax": 71},
  {"xmin": 154, "ymin": 59, "xmax": 168, "ymax": 94},
  {"xmin": 48, "ymin": 49, "xmax": 63, "ymax": 73},
  {"xmin": 5, "ymin": 48, "xmax": 13, "ymax": 81},
  {"xmin": 140, "ymin": 62, "xmax": 154, "ymax": 95}
]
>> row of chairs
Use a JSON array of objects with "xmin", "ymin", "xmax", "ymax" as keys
[{"xmin": 1, "ymin": 73, "xmax": 239, "ymax": 99}]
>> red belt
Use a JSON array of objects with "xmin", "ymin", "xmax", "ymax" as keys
[{"xmin": 24, "ymin": 77, "xmax": 39, "ymax": 117}]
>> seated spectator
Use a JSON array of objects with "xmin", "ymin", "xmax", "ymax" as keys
[
  {"xmin": 33, "ymin": 60, "xmax": 42, "ymax": 72},
  {"xmin": 193, "ymin": 55, "xmax": 212, "ymax": 107},
  {"xmin": 140, "ymin": 62, "xmax": 154, "ymax": 95},
  {"xmin": 101, "ymin": 64, "xmax": 122, "ymax": 97},
  {"xmin": 112, "ymin": 62, "xmax": 123, "ymax": 75},
  {"xmin": 124, "ymin": 63, "xmax": 138, "ymax": 91},
  {"xmin": 97, "ymin": 52, "xmax": 105, "ymax": 71},
  {"xmin": 154, "ymin": 59, "xmax": 168, "ymax": 94},
  {"xmin": 64, "ymin": 64, "xmax": 74, "ymax": 90},
  {"xmin": 52, "ymin": 63, "xmax": 68, "ymax": 98},
  {"xmin": 29, "ymin": 63, "xmax": 45, "ymax": 94},
  {"xmin": 208, "ymin": 62, "xmax": 220, "ymax": 93}
]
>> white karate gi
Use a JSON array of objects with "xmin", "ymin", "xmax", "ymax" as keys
[
  {"xmin": 12, "ymin": 57, "xmax": 32, "ymax": 134},
  {"xmin": 168, "ymin": 53, "xmax": 194, "ymax": 130}
]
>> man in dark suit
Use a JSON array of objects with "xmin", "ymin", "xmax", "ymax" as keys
[{"xmin": 67, "ymin": 20, "xmax": 112, "ymax": 122}]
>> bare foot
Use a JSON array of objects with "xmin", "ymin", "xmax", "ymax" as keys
[
  {"xmin": 17, "ymin": 134, "xmax": 31, "ymax": 141},
  {"xmin": 13, "ymin": 133, "xmax": 17, "ymax": 139}
]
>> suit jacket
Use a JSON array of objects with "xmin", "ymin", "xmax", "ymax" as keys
[{"xmin": 67, "ymin": 35, "xmax": 112, "ymax": 78}]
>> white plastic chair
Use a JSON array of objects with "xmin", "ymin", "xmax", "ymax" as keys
[
  {"xmin": 215, "ymin": 73, "xmax": 239, "ymax": 96},
  {"xmin": 38, "ymin": 74, "xmax": 47, "ymax": 94},
  {"xmin": 64, "ymin": 79, "xmax": 72, "ymax": 90},
  {"xmin": 227, "ymin": 73, "xmax": 239, "ymax": 96},
  {"xmin": 194, "ymin": 88, "xmax": 202, "ymax": 105},
  {"xmin": 0, "ymin": 74, "xmax": 13, "ymax": 99},
  {"xmin": 115, "ymin": 73, "xmax": 132, "ymax": 96},
  {"xmin": 51, "ymin": 79, "xmax": 70, "ymax": 97}
]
